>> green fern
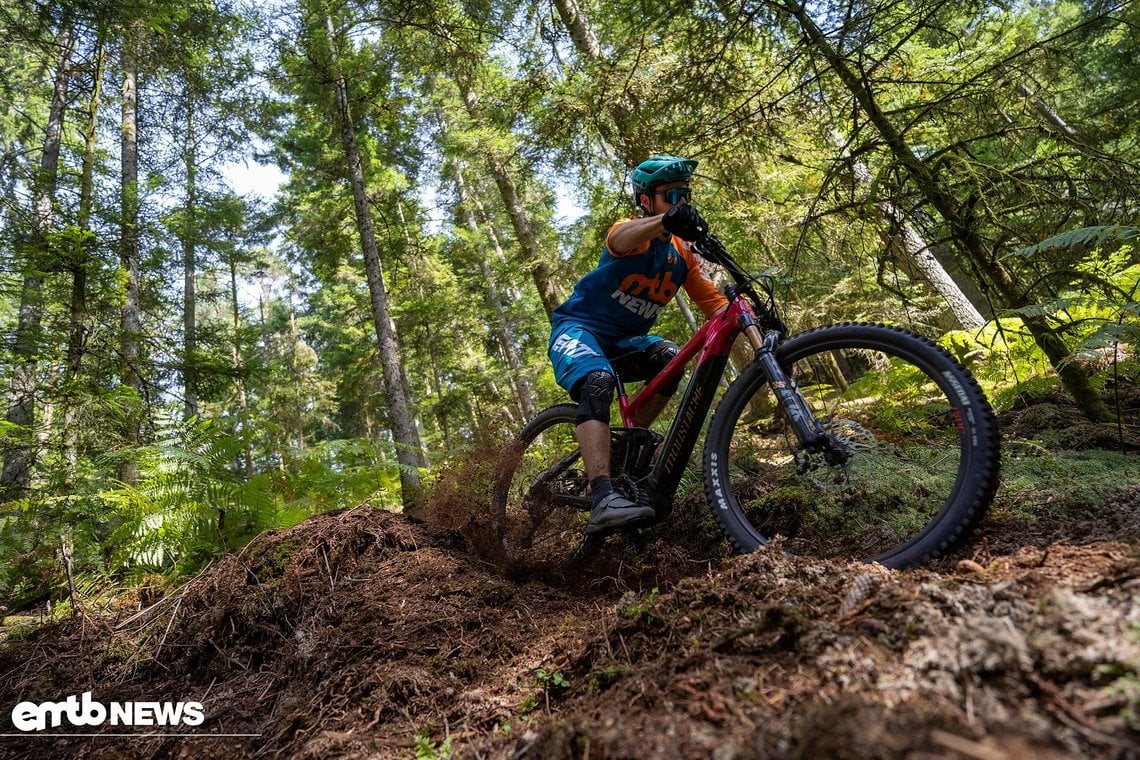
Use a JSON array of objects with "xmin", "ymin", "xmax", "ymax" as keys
[
  {"xmin": 99, "ymin": 417, "xmax": 279, "ymax": 578},
  {"xmin": 1007, "ymin": 225, "xmax": 1140, "ymax": 259},
  {"xmin": 2, "ymin": 412, "xmax": 404, "ymax": 602}
]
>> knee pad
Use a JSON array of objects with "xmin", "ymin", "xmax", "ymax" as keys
[
  {"xmin": 574, "ymin": 370, "xmax": 615, "ymax": 425},
  {"xmin": 647, "ymin": 341, "xmax": 682, "ymax": 395},
  {"xmin": 647, "ymin": 340, "xmax": 680, "ymax": 369}
]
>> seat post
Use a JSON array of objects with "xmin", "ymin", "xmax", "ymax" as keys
[
  {"xmin": 614, "ymin": 373, "xmax": 635, "ymax": 428},
  {"xmin": 608, "ymin": 349, "xmax": 641, "ymax": 428}
]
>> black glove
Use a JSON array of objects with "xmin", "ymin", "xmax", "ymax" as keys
[{"xmin": 660, "ymin": 204, "xmax": 709, "ymax": 242}]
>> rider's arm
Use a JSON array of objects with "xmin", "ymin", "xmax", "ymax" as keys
[
  {"xmin": 605, "ymin": 216, "xmax": 666, "ymax": 256},
  {"xmin": 680, "ymin": 243, "xmax": 730, "ymax": 317}
]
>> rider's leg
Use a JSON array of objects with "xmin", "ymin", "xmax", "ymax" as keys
[
  {"xmin": 574, "ymin": 370, "xmax": 617, "ymax": 495},
  {"xmin": 550, "ymin": 323, "xmax": 612, "ymax": 475},
  {"xmin": 631, "ymin": 393, "xmax": 670, "ymax": 428},
  {"xmin": 575, "ymin": 419, "xmax": 612, "ymax": 481},
  {"xmin": 572, "ymin": 370, "xmax": 655, "ymax": 532},
  {"xmin": 549, "ymin": 325, "xmax": 654, "ymax": 530}
]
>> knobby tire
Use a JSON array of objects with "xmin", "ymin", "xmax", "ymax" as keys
[{"xmin": 704, "ymin": 322, "xmax": 1000, "ymax": 569}]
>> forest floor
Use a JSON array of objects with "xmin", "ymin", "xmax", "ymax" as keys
[{"xmin": 2, "ymin": 391, "xmax": 1140, "ymax": 759}]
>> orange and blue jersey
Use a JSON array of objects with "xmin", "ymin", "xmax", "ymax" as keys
[
  {"xmin": 548, "ymin": 218, "xmax": 729, "ymax": 396},
  {"xmin": 552, "ymin": 219, "xmax": 727, "ymax": 339}
]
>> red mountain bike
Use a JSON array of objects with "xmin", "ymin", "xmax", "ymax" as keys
[{"xmin": 493, "ymin": 236, "xmax": 1000, "ymax": 572}]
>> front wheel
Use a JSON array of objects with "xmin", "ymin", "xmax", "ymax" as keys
[{"xmin": 704, "ymin": 323, "xmax": 1000, "ymax": 569}]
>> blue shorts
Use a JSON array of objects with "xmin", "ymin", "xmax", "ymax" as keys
[{"xmin": 548, "ymin": 321, "xmax": 664, "ymax": 400}]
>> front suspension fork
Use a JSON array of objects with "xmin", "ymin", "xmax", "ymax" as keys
[{"xmin": 745, "ymin": 326, "xmax": 830, "ymax": 457}]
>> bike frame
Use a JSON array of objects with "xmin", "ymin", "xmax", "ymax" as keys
[
  {"xmin": 612, "ymin": 278, "xmax": 829, "ymax": 514},
  {"xmin": 614, "ymin": 293, "xmax": 762, "ymax": 511}
]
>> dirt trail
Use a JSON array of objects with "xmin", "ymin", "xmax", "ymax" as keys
[
  {"xmin": 1, "ymin": 497, "xmax": 1138, "ymax": 759},
  {"xmin": 2, "ymin": 391, "xmax": 1140, "ymax": 758}
]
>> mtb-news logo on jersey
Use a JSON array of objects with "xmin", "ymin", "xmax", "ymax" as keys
[{"xmin": 10, "ymin": 692, "xmax": 205, "ymax": 732}]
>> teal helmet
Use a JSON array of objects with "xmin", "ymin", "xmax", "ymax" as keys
[{"xmin": 631, "ymin": 154, "xmax": 697, "ymax": 208}]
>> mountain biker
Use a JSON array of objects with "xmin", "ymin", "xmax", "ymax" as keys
[{"xmin": 547, "ymin": 154, "xmax": 729, "ymax": 535}]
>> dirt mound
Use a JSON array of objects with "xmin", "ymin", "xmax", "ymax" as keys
[
  {"xmin": 0, "ymin": 506, "xmax": 706, "ymax": 759},
  {"xmin": 475, "ymin": 540, "xmax": 1140, "ymax": 759},
  {"xmin": 999, "ymin": 385, "xmax": 1140, "ymax": 452},
  {"xmin": 2, "ymin": 497, "xmax": 1139, "ymax": 759}
]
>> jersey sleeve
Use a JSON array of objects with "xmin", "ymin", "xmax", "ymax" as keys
[
  {"xmin": 677, "ymin": 238, "xmax": 730, "ymax": 317},
  {"xmin": 604, "ymin": 218, "xmax": 650, "ymax": 257}
]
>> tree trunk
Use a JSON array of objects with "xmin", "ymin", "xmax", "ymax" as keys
[
  {"xmin": 286, "ymin": 288, "xmax": 305, "ymax": 453},
  {"xmin": 547, "ymin": 0, "xmax": 635, "ymax": 164},
  {"xmin": 119, "ymin": 26, "xmax": 143, "ymax": 483},
  {"xmin": 552, "ymin": 0, "xmax": 603, "ymax": 61},
  {"xmin": 61, "ymin": 28, "xmax": 105, "ymax": 488},
  {"xmin": 2, "ymin": 20, "xmax": 74, "ymax": 493},
  {"xmin": 453, "ymin": 163, "xmax": 536, "ymax": 418},
  {"xmin": 229, "ymin": 258, "xmax": 255, "ymax": 478},
  {"xmin": 256, "ymin": 275, "xmax": 288, "ymax": 472},
  {"xmin": 391, "ymin": 200, "xmax": 433, "ymax": 432},
  {"xmin": 834, "ymin": 131, "xmax": 987, "ymax": 332},
  {"xmin": 466, "ymin": 169, "xmax": 525, "ymax": 304},
  {"xmin": 326, "ymin": 14, "xmax": 426, "ymax": 513},
  {"xmin": 458, "ymin": 81, "xmax": 561, "ymax": 321},
  {"xmin": 787, "ymin": 3, "xmax": 1113, "ymax": 421},
  {"xmin": 183, "ymin": 95, "xmax": 199, "ymax": 420}
]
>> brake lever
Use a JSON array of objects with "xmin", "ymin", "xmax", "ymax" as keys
[{"xmin": 694, "ymin": 234, "xmax": 727, "ymax": 265}]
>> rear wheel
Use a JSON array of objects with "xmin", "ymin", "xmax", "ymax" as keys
[
  {"xmin": 491, "ymin": 405, "xmax": 596, "ymax": 575},
  {"xmin": 704, "ymin": 323, "xmax": 1000, "ymax": 568}
]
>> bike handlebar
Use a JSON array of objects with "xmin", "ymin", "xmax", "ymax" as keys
[{"xmin": 694, "ymin": 234, "xmax": 787, "ymax": 336}]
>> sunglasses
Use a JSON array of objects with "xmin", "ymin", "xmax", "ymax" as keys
[{"xmin": 654, "ymin": 187, "xmax": 692, "ymax": 205}]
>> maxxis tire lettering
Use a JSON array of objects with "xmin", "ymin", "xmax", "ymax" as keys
[{"xmin": 701, "ymin": 322, "xmax": 1000, "ymax": 569}]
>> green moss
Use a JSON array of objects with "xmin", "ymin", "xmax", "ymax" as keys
[
  {"xmin": 622, "ymin": 587, "xmax": 663, "ymax": 625},
  {"xmin": 587, "ymin": 662, "xmax": 630, "ymax": 694},
  {"xmin": 997, "ymin": 448, "xmax": 1140, "ymax": 519}
]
